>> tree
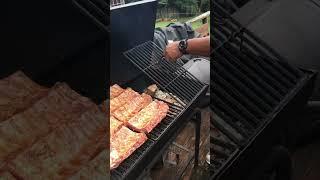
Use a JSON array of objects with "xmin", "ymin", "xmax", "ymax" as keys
[{"xmin": 200, "ymin": 0, "xmax": 210, "ymax": 12}]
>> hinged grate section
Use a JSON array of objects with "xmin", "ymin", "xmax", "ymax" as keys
[
  {"xmin": 211, "ymin": 2, "xmax": 304, "ymax": 146},
  {"xmin": 72, "ymin": 0, "xmax": 109, "ymax": 32},
  {"xmin": 124, "ymin": 41, "xmax": 207, "ymax": 107},
  {"xmin": 210, "ymin": 1, "xmax": 307, "ymax": 177}
]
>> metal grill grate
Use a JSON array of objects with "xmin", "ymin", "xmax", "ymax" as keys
[
  {"xmin": 124, "ymin": 41, "xmax": 206, "ymax": 107},
  {"xmin": 111, "ymin": 102, "xmax": 186, "ymax": 179},
  {"xmin": 111, "ymin": 41, "xmax": 208, "ymax": 179},
  {"xmin": 72, "ymin": 0, "xmax": 109, "ymax": 32},
  {"xmin": 211, "ymin": 2, "xmax": 304, "ymax": 146},
  {"xmin": 210, "ymin": 2, "xmax": 309, "ymax": 178}
]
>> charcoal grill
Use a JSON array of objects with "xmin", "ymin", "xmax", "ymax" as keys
[
  {"xmin": 109, "ymin": 2, "xmax": 209, "ymax": 179},
  {"xmin": 210, "ymin": 2, "xmax": 317, "ymax": 180},
  {"xmin": 110, "ymin": 41, "xmax": 208, "ymax": 179}
]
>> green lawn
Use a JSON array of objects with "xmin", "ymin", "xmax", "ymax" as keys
[{"xmin": 155, "ymin": 16, "xmax": 210, "ymax": 32}]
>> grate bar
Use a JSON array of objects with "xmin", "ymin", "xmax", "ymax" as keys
[
  {"xmin": 215, "ymin": 62, "xmax": 274, "ymax": 111},
  {"xmin": 214, "ymin": 84, "xmax": 260, "ymax": 126},
  {"xmin": 217, "ymin": 47, "xmax": 287, "ymax": 96},
  {"xmin": 124, "ymin": 41, "xmax": 207, "ymax": 106},
  {"xmin": 212, "ymin": 93, "xmax": 256, "ymax": 133},
  {"xmin": 216, "ymin": 55, "xmax": 279, "ymax": 107},
  {"xmin": 215, "ymin": 75, "xmax": 267, "ymax": 117},
  {"xmin": 211, "ymin": 137, "xmax": 237, "ymax": 151}
]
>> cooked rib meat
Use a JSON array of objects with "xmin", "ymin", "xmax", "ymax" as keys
[
  {"xmin": 110, "ymin": 116, "xmax": 123, "ymax": 137},
  {"xmin": 110, "ymin": 84, "xmax": 125, "ymax": 99},
  {"xmin": 0, "ymin": 71, "xmax": 48, "ymax": 122},
  {"xmin": 127, "ymin": 100, "xmax": 169, "ymax": 133},
  {"xmin": 113, "ymin": 93, "xmax": 152, "ymax": 123},
  {"xmin": 0, "ymin": 83, "xmax": 95, "ymax": 162},
  {"xmin": 110, "ymin": 126, "xmax": 147, "ymax": 169},
  {"xmin": 110, "ymin": 88, "xmax": 139, "ymax": 113},
  {"xmin": 8, "ymin": 106, "xmax": 105, "ymax": 179}
]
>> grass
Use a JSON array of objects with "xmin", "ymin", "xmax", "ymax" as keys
[{"xmin": 155, "ymin": 16, "xmax": 210, "ymax": 33}]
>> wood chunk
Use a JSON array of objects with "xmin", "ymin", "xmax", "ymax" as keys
[
  {"xmin": 110, "ymin": 116, "xmax": 123, "ymax": 138},
  {"xmin": 8, "ymin": 106, "xmax": 106, "ymax": 179},
  {"xmin": 110, "ymin": 126, "xmax": 147, "ymax": 169},
  {"xmin": 145, "ymin": 84, "xmax": 158, "ymax": 96},
  {"xmin": 0, "ymin": 71, "xmax": 48, "ymax": 122},
  {"xmin": 110, "ymin": 88, "xmax": 139, "ymax": 113},
  {"xmin": 127, "ymin": 100, "xmax": 169, "ymax": 133},
  {"xmin": 110, "ymin": 84, "xmax": 124, "ymax": 99},
  {"xmin": 0, "ymin": 83, "xmax": 96, "ymax": 162},
  {"xmin": 113, "ymin": 93, "xmax": 152, "ymax": 123}
]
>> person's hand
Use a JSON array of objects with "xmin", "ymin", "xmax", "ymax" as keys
[{"xmin": 164, "ymin": 41, "xmax": 183, "ymax": 61}]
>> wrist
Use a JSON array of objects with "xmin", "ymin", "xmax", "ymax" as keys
[{"xmin": 178, "ymin": 39, "xmax": 188, "ymax": 54}]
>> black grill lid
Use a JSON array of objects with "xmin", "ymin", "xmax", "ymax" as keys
[{"xmin": 110, "ymin": 0, "xmax": 158, "ymax": 86}]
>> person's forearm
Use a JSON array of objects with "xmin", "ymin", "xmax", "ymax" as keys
[{"xmin": 186, "ymin": 36, "xmax": 210, "ymax": 56}]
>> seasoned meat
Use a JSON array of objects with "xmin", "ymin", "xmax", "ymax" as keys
[
  {"xmin": 0, "ymin": 83, "xmax": 95, "ymax": 162},
  {"xmin": 127, "ymin": 100, "xmax": 169, "ymax": 133},
  {"xmin": 0, "ymin": 71, "xmax": 48, "ymax": 122},
  {"xmin": 8, "ymin": 107, "xmax": 105, "ymax": 179},
  {"xmin": 113, "ymin": 93, "xmax": 152, "ymax": 123},
  {"xmin": 110, "ymin": 88, "xmax": 139, "ymax": 113},
  {"xmin": 110, "ymin": 116, "xmax": 123, "ymax": 137},
  {"xmin": 110, "ymin": 84, "xmax": 124, "ymax": 99},
  {"xmin": 110, "ymin": 126, "xmax": 147, "ymax": 169}
]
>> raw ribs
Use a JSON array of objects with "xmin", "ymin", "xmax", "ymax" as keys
[
  {"xmin": 113, "ymin": 93, "xmax": 152, "ymax": 123},
  {"xmin": 110, "ymin": 88, "xmax": 139, "ymax": 113},
  {"xmin": 0, "ymin": 71, "xmax": 48, "ymax": 122},
  {"xmin": 58, "ymin": 132, "xmax": 108, "ymax": 179},
  {"xmin": 110, "ymin": 84, "xmax": 124, "ymax": 99},
  {"xmin": 110, "ymin": 126, "xmax": 147, "ymax": 169},
  {"xmin": 127, "ymin": 100, "xmax": 169, "ymax": 133},
  {"xmin": 0, "ymin": 171, "xmax": 16, "ymax": 180},
  {"xmin": 100, "ymin": 100, "xmax": 108, "ymax": 113},
  {"xmin": 68, "ymin": 150, "xmax": 108, "ymax": 180},
  {"xmin": 110, "ymin": 116, "xmax": 123, "ymax": 137},
  {"xmin": 8, "ymin": 106, "xmax": 106, "ymax": 179},
  {"xmin": 0, "ymin": 82, "xmax": 95, "ymax": 162}
]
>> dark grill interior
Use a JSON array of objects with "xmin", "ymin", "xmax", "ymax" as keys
[
  {"xmin": 72, "ymin": 0, "xmax": 109, "ymax": 32},
  {"xmin": 111, "ymin": 41, "xmax": 208, "ymax": 180},
  {"xmin": 210, "ymin": 3, "xmax": 317, "ymax": 179}
]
